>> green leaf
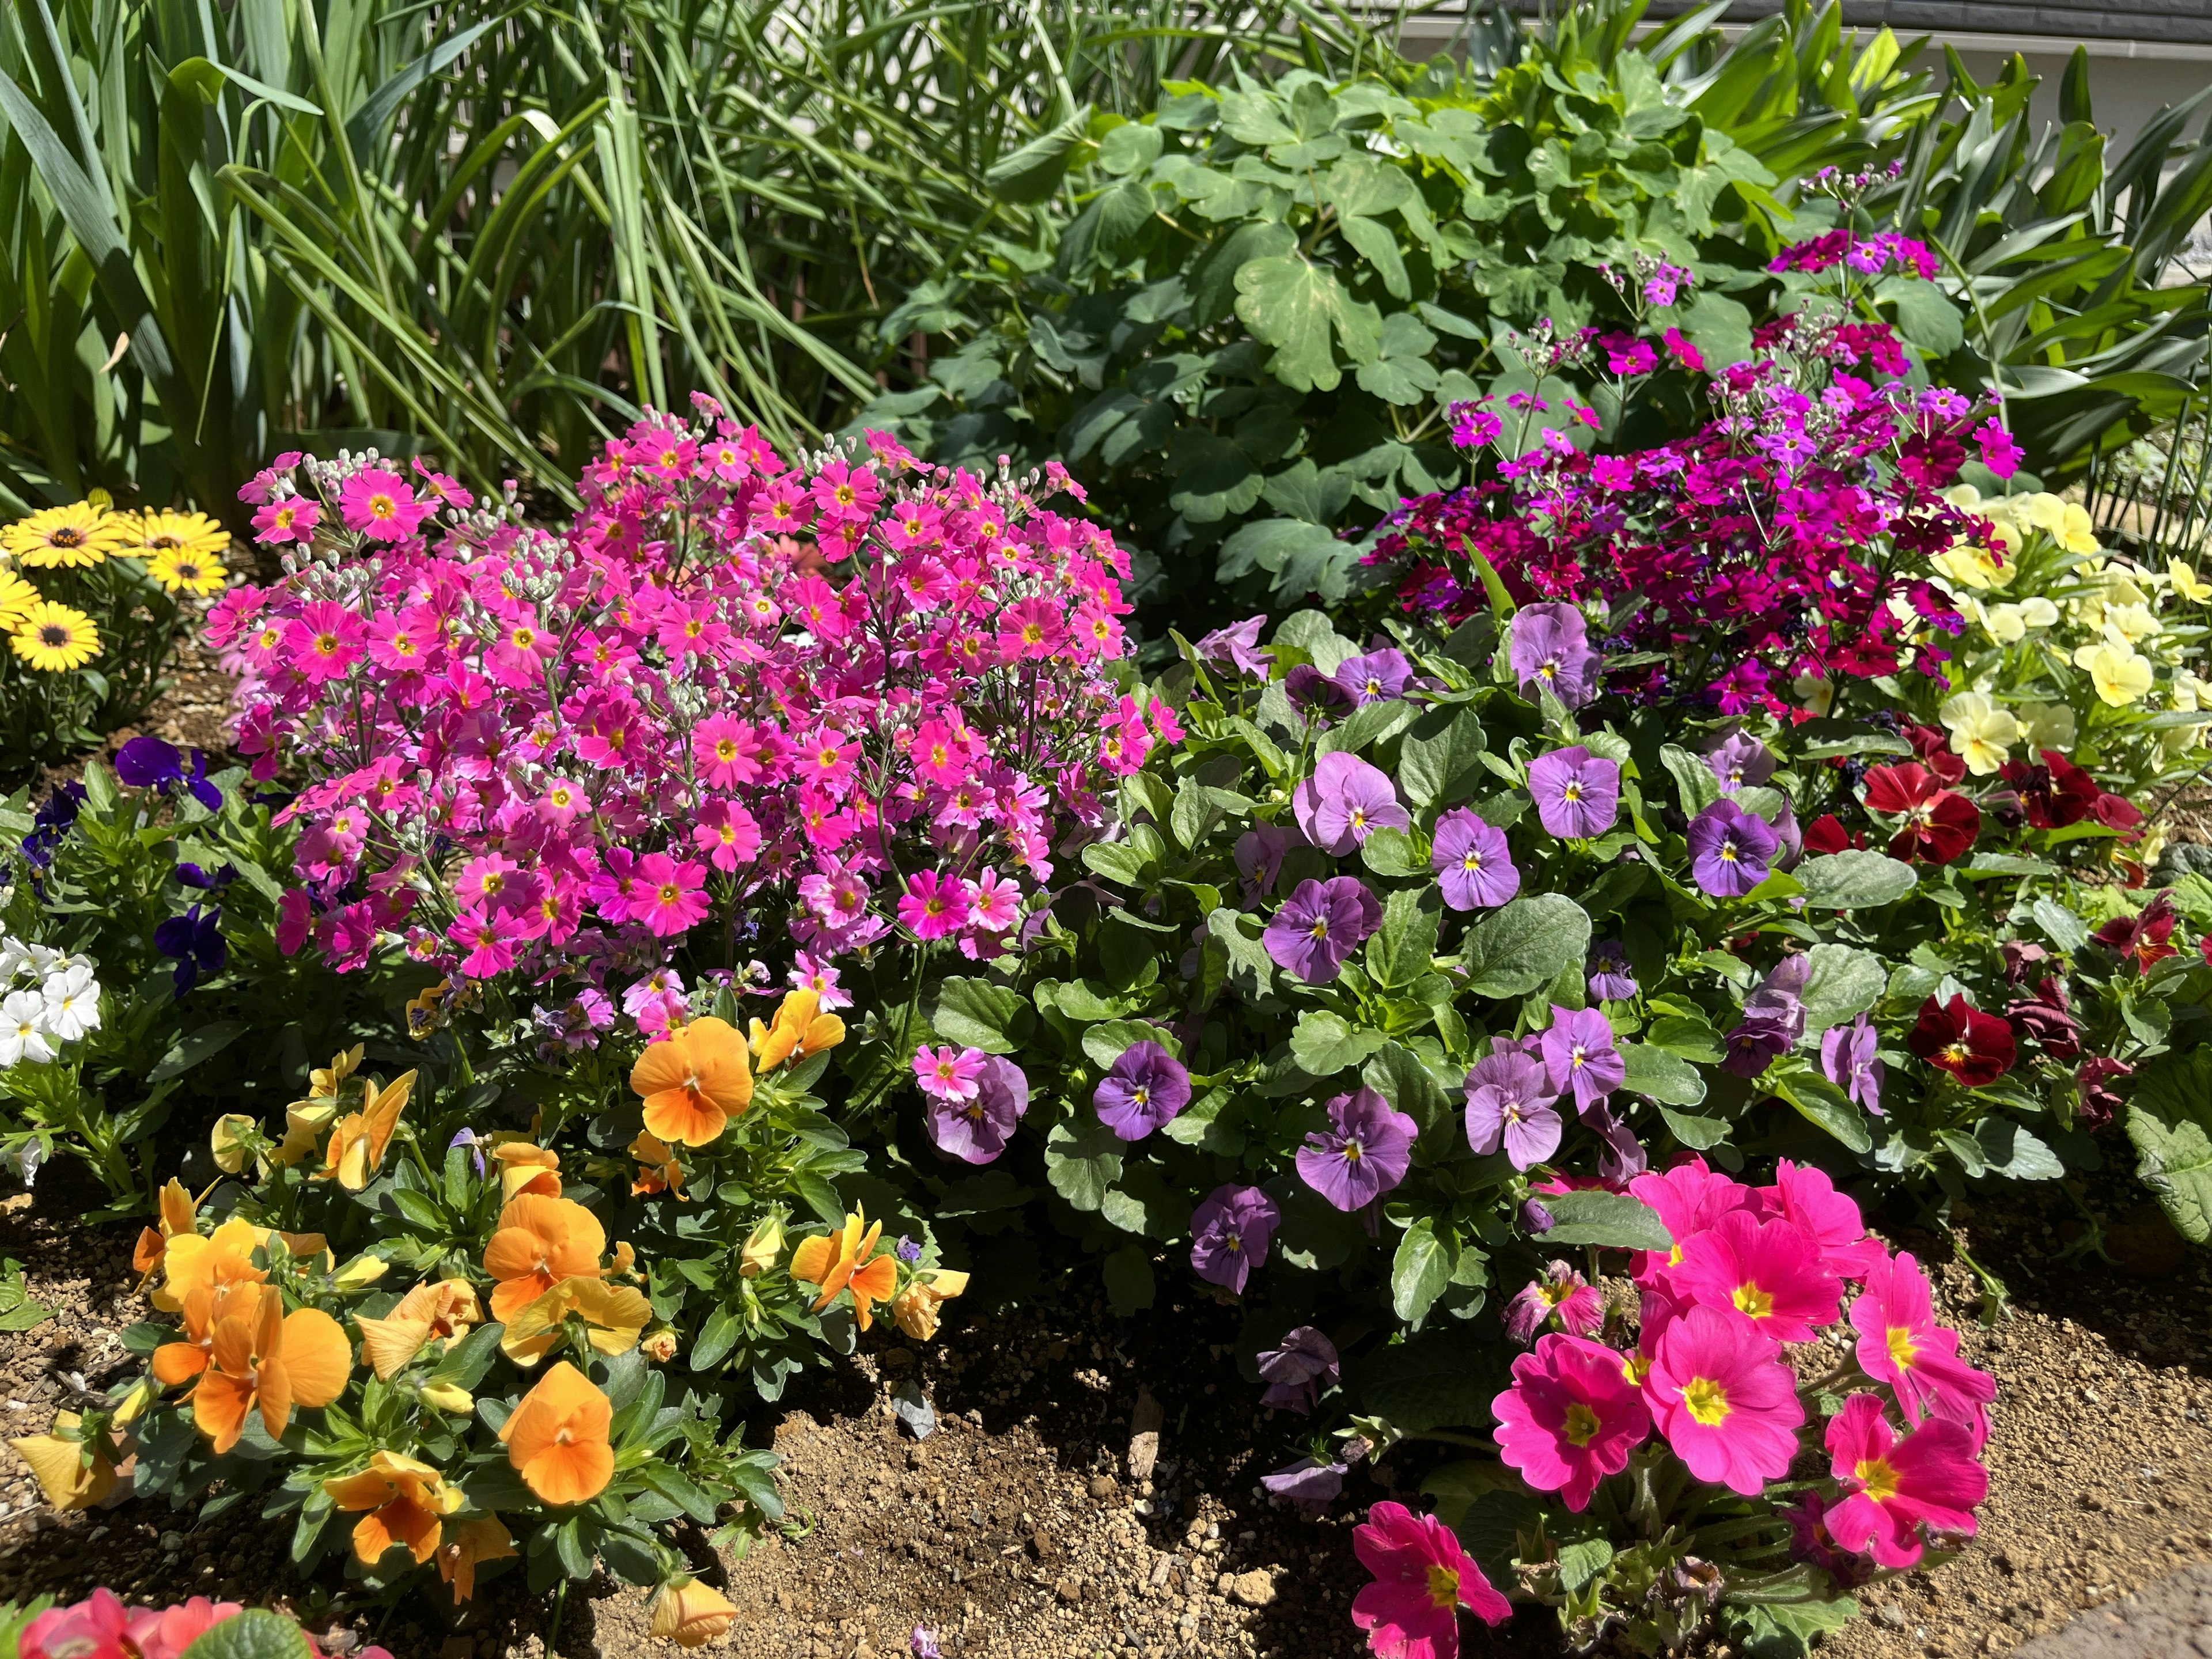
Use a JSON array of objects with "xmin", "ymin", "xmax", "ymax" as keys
[
  {"xmin": 1083, "ymin": 1018, "xmax": 1173, "ymax": 1069},
  {"xmin": 1391, "ymin": 1218, "xmax": 1451, "ymax": 1324},
  {"xmin": 929, "ymin": 979, "xmax": 1034, "ymax": 1056},
  {"xmin": 2032, "ymin": 897, "xmax": 2090, "ymax": 952},
  {"xmin": 1557, "ymin": 1537, "xmax": 1613, "ymax": 1592},
  {"xmin": 1799, "ymin": 943, "xmax": 1886, "ymax": 1036},
  {"xmin": 1770, "ymin": 1066, "xmax": 1873, "ymax": 1154},
  {"xmin": 0, "ymin": 1260, "xmax": 51, "ymax": 1331},
  {"xmin": 1645, "ymin": 1013, "xmax": 1726, "ymax": 1065},
  {"xmin": 1878, "ymin": 272, "xmax": 1964, "ymax": 353},
  {"xmin": 1461, "ymin": 895, "xmax": 1592, "ymax": 999},
  {"xmin": 1734, "ymin": 1597, "xmax": 1860, "ymax": 1659},
  {"xmin": 1536, "ymin": 1190, "xmax": 1671, "ymax": 1251},
  {"xmin": 1360, "ymin": 827, "xmax": 1426, "ymax": 878},
  {"xmin": 2126, "ymin": 1049, "xmax": 2212, "ymax": 1241},
  {"xmin": 1975, "ymin": 1118, "xmax": 2065, "ymax": 1181},
  {"xmin": 1103, "ymin": 1243, "xmax": 1157, "ymax": 1315},
  {"xmin": 181, "ymin": 1609, "xmax": 314, "ymax": 1659},
  {"xmin": 1796, "ymin": 851, "xmax": 1919, "ymax": 910},
  {"xmin": 1044, "ymin": 1120, "xmax": 1126, "ymax": 1213},
  {"xmin": 1366, "ymin": 887, "xmax": 1442, "ymax": 990},
  {"xmin": 1657, "ymin": 1107, "xmax": 1729, "ymax": 1150},
  {"xmin": 986, "ymin": 105, "xmax": 1096, "ymax": 202},
  {"xmin": 1362, "ymin": 1040, "xmax": 1453, "ymax": 1128},
  {"xmin": 1658, "ymin": 745, "xmax": 1722, "ymax": 816},
  {"xmin": 1400, "ymin": 706, "xmax": 1488, "ymax": 809},
  {"xmin": 1290, "ymin": 1011, "xmax": 1388, "ymax": 1077},
  {"xmin": 146, "ymin": 1020, "xmax": 249, "ymax": 1084},
  {"xmin": 689, "ymin": 1306, "xmax": 740, "ymax": 1372},
  {"xmin": 1233, "ymin": 254, "xmax": 1381, "ymax": 393},
  {"xmin": 1618, "ymin": 1042, "xmax": 1706, "ymax": 1107}
]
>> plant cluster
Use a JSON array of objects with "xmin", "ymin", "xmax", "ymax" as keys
[{"xmin": 0, "ymin": 1595, "xmax": 386, "ymax": 1659}]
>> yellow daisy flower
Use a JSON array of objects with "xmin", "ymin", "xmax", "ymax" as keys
[
  {"xmin": 9, "ymin": 601, "xmax": 101, "ymax": 671},
  {"xmin": 130, "ymin": 509, "xmax": 232, "ymax": 562},
  {"xmin": 146, "ymin": 547, "xmax": 229, "ymax": 596},
  {"xmin": 0, "ymin": 570, "xmax": 39, "ymax": 629},
  {"xmin": 1, "ymin": 503, "xmax": 132, "ymax": 569}
]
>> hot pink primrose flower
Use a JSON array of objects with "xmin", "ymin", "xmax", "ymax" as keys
[
  {"xmin": 1850, "ymin": 1251, "xmax": 1997, "ymax": 1440},
  {"xmin": 1643, "ymin": 1305, "xmax": 1806, "ymax": 1497},
  {"xmin": 634, "ymin": 853, "xmax": 709, "ymax": 937},
  {"xmin": 1351, "ymin": 1501, "xmax": 1510, "ymax": 1659},
  {"xmin": 1626, "ymin": 1156, "xmax": 1752, "ymax": 1289},
  {"xmin": 1672, "ymin": 1209, "xmax": 1843, "ymax": 1344},
  {"xmin": 1752, "ymin": 1159, "xmax": 1887, "ymax": 1280},
  {"xmin": 1824, "ymin": 1393, "xmax": 1988, "ymax": 1567},
  {"xmin": 338, "ymin": 467, "xmax": 430, "ymax": 541},
  {"xmin": 899, "ymin": 869, "xmax": 969, "ymax": 941},
  {"xmin": 913, "ymin": 1044, "xmax": 986, "ymax": 1103},
  {"xmin": 1493, "ymin": 1334, "xmax": 1652, "ymax": 1510}
]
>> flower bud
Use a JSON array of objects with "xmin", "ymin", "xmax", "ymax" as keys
[
  {"xmin": 331, "ymin": 1252, "xmax": 391, "ymax": 1290},
  {"xmin": 650, "ymin": 1580, "xmax": 737, "ymax": 1649},
  {"xmin": 641, "ymin": 1328, "xmax": 679, "ymax": 1363},
  {"xmin": 419, "ymin": 1382, "xmax": 474, "ymax": 1415},
  {"xmin": 209, "ymin": 1114, "xmax": 258, "ymax": 1175},
  {"xmin": 740, "ymin": 1215, "xmax": 784, "ymax": 1278}
]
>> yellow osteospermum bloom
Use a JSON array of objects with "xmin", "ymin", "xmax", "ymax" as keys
[
  {"xmin": 0, "ymin": 571, "xmax": 38, "ymax": 628},
  {"xmin": 2075, "ymin": 640, "xmax": 2154, "ymax": 706},
  {"xmin": 128, "ymin": 509, "xmax": 230, "ymax": 562},
  {"xmin": 10, "ymin": 602, "xmax": 101, "ymax": 671},
  {"xmin": 1937, "ymin": 690, "xmax": 2021, "ymax": 776},
  {"xmin": 2, "ymin": 503, "xmax": 133, "ymax": 568},
  {"xmin": 146, "ymin": 548, "xmax": 228, "ymax": 596}
]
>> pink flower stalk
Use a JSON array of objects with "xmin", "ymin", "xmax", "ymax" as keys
[
  {"xmin": 1350, "ymin": 1501, "xmax": 1510, "ymax": 1658},
  {"xmin": 1643, "ymin": 1305, "xmax": 1806, "ymax": 1497},
  {"xmin": 1493, "ymin": 1334, "xmax": 1651, "ymax": 1510},
  {"xmin": 1850, "ymin": 1251, "xmax": 1996, "ymax": 1439},
  {"xmin": 1672, "ymin": 1209, "xmax": 1843, "ymax": 1343},
  {"xmin": 1824, "ymin": 1394, "xmax": 1987, "ymax": 1567}
]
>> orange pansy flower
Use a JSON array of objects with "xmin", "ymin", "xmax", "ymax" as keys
[
  {"xmin": 154, "ymin": 1217, "xmax": 268, "ymax": 1314},
  {"xmin": 191, "ymin": 1294, "xmax": 353, "ymax": 1454},
  {"xmin": 498, "ymin": 1361, "xmax": 613, "ymax": 1506},
  {"xmin": 323, "ymin": 1450, "xmax": 464, "ymax": 1565},
  {"xmin": 627, "ymin": 1130, "xmax": 685, "ymax": 1199},
  {"xmin": 491, "ymin": 1140, "xmax": 562, "ymax": 1200},
  {"xmin": 483, "ymin": 1195, "xmax": 606, "ymax": 1323},
  {"xmin": 789, "ymin": 1209, "xmax": 900, "ymax": 1332},
  {"xmin": 438, "ymin": 1515, "xmax": 516, "ymax": 1602},
  {"xmin": 354, "ymin": 1278, "xmax": 483, "ymax": 1380},
  {"xmin": 651, "ymin": 1580, "xmax": 738, "ymax": 1648},
  {"xmin": 498, "ymin": 1277, "xmax": 652, "ymax": 1365},
  {"xmin": 153, "ymin": 1281, "xmax": 265, "ymax": 1388},
  {"xmin": 318, "ymin": 1070, "xmax": 416, "ymax": 1190},
  {"xmin": 630, "ymin": 1016, "xmax": 751, "ymax": 1147},
  {"xmin": 748, "ymin": 988, "xmax": 846, "ymax": 1072},
  {"xmin": 132, "ymin": 1178, "xmax": 199, "ymax": 1279}
]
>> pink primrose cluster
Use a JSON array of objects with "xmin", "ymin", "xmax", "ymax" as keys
[
  {"xmin": 212, "ymin": 400, "xmax": 1158, "ymax": 1008},
  {"xmin": 18, "ymin": 1592, "xmax": 388, "ymax": 1659}
]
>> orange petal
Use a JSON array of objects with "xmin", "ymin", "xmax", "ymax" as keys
[
  {"xmin": 193, "ymin": 1372, "xmax": 254, "ymax": 1454},
  {"xmin": 152, "ymin": 1342, "xmax": 210, "ymax": 1386},
  {"xmin": 522, "ymin": 1439, "xmax": 613, "ymax": 1508},
  {"xmin": 641, "ymin": 1088, "xmax": 727, "ymax": 1149},
  {"xmin": 279, "ymin": 1308, "xmax": 354, "ymax": 1407}
]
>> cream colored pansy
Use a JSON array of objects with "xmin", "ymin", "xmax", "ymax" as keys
[
  {"xmin": 2168, "ymin": 559, "xmax": 2211, "ymax": 603},
  {"xmin": 2019, "ymin": 596, "xmax": 2060, "ymax": 630},
  {"xmin": 2018, "ymin": 702, "xmax": 2077, "ymax": 752},
  {"xmin": 2056, "ymin": 502, "xmax": 2100, "ymax": 555},
  {"xmin": 2105, "ymin": 601, "xmax": 2161, "ymax": 645},
  {"xmin": 1938, "ymin": 690, "xmax": 2022, "ymax": 775},
  {"xmin": 2075, "ymin": 639, "xmax": 2154, "ymax": 706},
  {"xmin": 1933, "ymin": 535, "xmax": 2015, "ymax": 592},
  {"xmin": 1942, "ymin": 484, "xmax": 1984, "ymax": 512},
  {"xmin": 1978, "ymin": 601, "xmax": 2028, "ymax": 644},
  {"xmin": 1792, "ymin": 671, "xmax": 1835, "ymax": 717}
]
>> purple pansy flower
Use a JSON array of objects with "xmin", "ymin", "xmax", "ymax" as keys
[
  {"xmin": 1587, "ymin": 940, "xmax": 1638, "ymax": 1002},
  {"xmin": 1820, "ymin": 1014, "xmax": 1885, "ymax": 1116},
  {"xmin": 1295, "ymin": 1087, "xmax": 1416, "ymax": 1211},
  {"xmin": 1527, "ymin": 746, "xmax": 1620, "ymax": 840},
  {"xmin": 1686, "ymin": 799, "xmax": 1779, "ymax": 897},
  {"xmin": 1721, "ymin": 1010, "xmax": 1796, "ymax": 1077},
  {"xmin": 1706, "ymin": 732, "xmax": 1777, "ymax": 794},
  {"xmin": 1463, "ymin": 1044, "xmax": 1564, "ymax": 1169},
  {"xmin": 1196, "ymin": 615, "xmax": 1271, "ymax": 679},
  {"xmin": 1506, "ymin": 602, "xmax": 1601, "ymax": 708},
  {"xmin": 1284, "ymin": 664, "xmax": 1352, "ymax": 718},
  {"xmin": 1093, "ymin": 1040, "xmax": 1191, "ymax": 1141},
  {"xmin": 1257, "ymin": 1326, "xmax": 1340, "ymax": 1414},
  {"xmin": 1585, "ymin": 1097, "xmax": 1648, "ymax": 1181},
  {"xmin": 1234, "ymin": 821, "xmax": 1305, "ymax": 906},
  {"xmin": 1260, "ymin": 1457, "xmax": 1347, "ymax": 1517},
  {"xmin": 1431, "ymin": 808, "xmax": 1520, "ymax": 910},
  {"xmin": 153, "ymin": 904, "xmax": 226, "ymax": 996},
  {"xmin": 116, "ymin": 735, "xmax": 224, "ymax": 811},
  {"xmin": 1538, "ymin": 1005, "xmax": 1626, "ymax": 1111},
  {"xmin": 1332, "ymin": 647, "xmax": 1414, "ymax": 706},
  {"xmin": 1190, "ymin": 1184, "xmax": 1279, "ymax": 1293},
  {"xmin": 1263, "ymin": 876, "xmax": 1382, "ymax": 984},
  {"xmin": 926, "ymin": 1054, "xmax": 1030, "ymax": 1163},
  {"xmin": 1291, "ymin": 752, "xmax": 1409, "ymax": 857}
]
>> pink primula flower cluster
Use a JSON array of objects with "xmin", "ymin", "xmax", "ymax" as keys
[{"xmin": 213, "ymin": 402, "xmax": 1160, "ymax": 999}]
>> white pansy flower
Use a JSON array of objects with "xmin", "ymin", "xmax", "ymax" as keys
[
  {"xmin": 40, "ymin": 964, "xmax": 100, "ymax": 1044},
  {"xmin": 1981, "ymin": 603, "xmax": 2027, "ymax": 644},
  {"xmin": 2020, "ymin": 597, "xmax": 2060, "ymax": 629},
  {"xmin": 2018, "ymin": 702, "xmax": 2078, "ymax": 751},
  {"xmin": 1793, "ymin": 672, "xmax": 1835, "ymax": 717},
  {"xmin": 0, "ymin": 937, "xmax": 28, "ymax": 985},
  {"xmin": 0, "ymin": 989, "xmax": 55, "ymax": 1069},
  {"xmin": 2106, "ymin": 602, "xmax": 2160, "ymax": 644}
]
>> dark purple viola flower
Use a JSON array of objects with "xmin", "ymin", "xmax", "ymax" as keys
[
  {"xmin": 1721, "ymin": 1008, "xmax": 1796, "ymax": 1077},
  {"xmin": 1506, "ymin": 602, "xmax": 1600, "ymax": 708},
  {"xmin": 153, "ymin": 904, "xmax": 225, "ymax": 996},
  {"xmin": 1234, "ymin": 821, "xmax": 1305, "ymax": 906},
  {"xmin": 1094, "ymin": 1041, "xmax": 1190, "ymax": 1141},
  {"xmin": 1463, "ymin": 1044, "xmax": 1563, "ymax": 1169},
  {"xmin": 1285, "ymin": 664, "xmax": 1352, "ymax": 719},
  {"xmin": 115, "ymin": 736, "xmax": 185, "ymax": 790},
  {"xmin": 181, "ymin": 748, "xmax": 223, "ymax": 812},
  {"xmin": 1587, "ymin": 940, "xmax": 1638, "ymax": 1002},
  {"xmin": 1290, "ymin": 752, "xmax": 1408, "ymax": 857},
  {"xmin": 1263, "ymin": 876, "xmax": 1381, "ymax": 985},
  {"xmin": 1190, "ymin": 1184, "xmax": 1279, "ymax": 1294},
  {"xmin": 929, "ymin": 1054, "xmax": 1030, "ymax": 1162},
  {"xmin": 1332, "ymin": 647, "xmax": 1413, "ymax": 706},
  {"xmin": 1431, "ymin": 808, "xmax": 1519, "ymax": 911},
  {"xmin": 1196, "ymin": 615, "xmax": 1271, "ymax": 679},
  {"xmin": 1686, "ymin": 799, "xmax": 1779, "ymax": 897},
  {"xmin": 1820, "ymin": 1014, "xmax": 1884, "ymax": 1116},
  {"xmin": 1585, "ymin": 1098, "xmax": 1648, "ymax": 1181},
  {"xmin": 1260, "ymin": 1456, "xmax": 1346, "ymax": 1517},
  {"xmin": 1257, "ymin": 1325, "xmax": 1340, "ymax": 1414},
  {"xmin": 1706, "ymin": 732, "xmax": 1776, "ymax": 794},
  {"xmin": 1538, "ymin": 1005, "xmax": 1626, "ymax": 1112},
  {"xmin": 33, "ymin": 781, "xmax": 84, "ymax": 832},
  {"xmin": 176, "ymin": 861, "xmax": 238, "ymax": 891},
  {"xmin": 1294, "ymin": 1087, "xmax": 1415, "ymax": 1211},
  {"xmin": 1527, "ymin": 746, "xmax": 1620, "ymax": 840}
]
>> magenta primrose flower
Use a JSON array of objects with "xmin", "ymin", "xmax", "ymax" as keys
[
  {"xmin": 1263, "ymin": 876, "xmax": 1382, "ymax": 984},
  {"xmin": 1686, "ymin": 799, "xmax": 1779, "ymax": 898},
  {"xmin": 1093, "ymin": 1040, "xmax": 1191, "ymax": 1141},
  {"xmin": 1527, "ymin": 746, "xmax": 1620, "ymax": 840},
  {"xmin": 913, "ymin": 1044, "xmax": 986, "ymax": 1103},
  {"xmin": 1350, "ymin": 1501, "xmax": 1510, "ymax": 1658},
  {"xmin": 1537, "ymin": 1005, "xmax": 1625, "ymax": 1112},
  {"xmin": 1672, "ymin": 1209, "xmax": 1843, "ymax": 1344},
  {"xmin": 1291, "ymin": 752, "xmax": 1409, "ymax": 857},
  {"xmin": 923, "ymin": 1054, "xmax": 1029, "ymax": 1165},
  {"xmin": 1642, "ymin": 1304, "xmax": 1806, "ymax": 1497},
  {"xmin": 1295, "ymin": 1086, "xmax": 1416, "ymax": 1211},
  {"xmin": 1754, "ymin": 1160, "xmax": 1887, "ymax": 1279},
  {"xmin": 337, "ymin": 466, "xmax": 429, "ymax": 541},
  {"xmin": 1190, "ymin": 1184, "xmax": 1279, "ymax": 1294},
  {"xmin": 1850, "ymin": 1250, "xmax": 1997, "ymax": 1439},
  {"xmin": 1824, "ymin": 1393, "xmax": 1988, "ymax": 1568},
  {"xmin": 1463, "ymin": 1044, "xmax": 1563, "ymax": 1170},
  {"xmin": 1493, "ymin": 1333, "xmax": 1653, "ymax": 1510},
  {"xmin": 1430, "ymin": 808, "xmax": 1520, "ymax": 910},
  {"xmin": 1627, "ymin": 1157, "xmax": 1752, "ymax": 1291}
]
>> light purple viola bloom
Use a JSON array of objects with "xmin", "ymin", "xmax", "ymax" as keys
[
  {"xmin": 1431, "ymin": 808, "xmax": 1520, "ymax": 911},
  {"xmin": 1295, "ymin": 1086, "xmax": 1416, "ymax": 1211},
  {"xmin": 1587, "ymin": 940, "xmax": 1638, "ymax": 1002},
  {"xmin": 1263, "ymin": 875, "xmax": 1382, "ymax": 985},
  {"xmin": 1257, "ymin": 1325, "xmax": 1340, "ymax": 1414},
  {"xmin": 1771, "ymin": 796, "xmax": 1804, "ymax": 872},
  {"xmin": 1196, "ymin": 615, "xmax": 1271, "ymax": 679},
  {"xmin": 927, "ymin": 1054, "xmax": 1029, "ymax": 1163},
  {"xmin": 1686, "ymin": 798, "xmax": 1779, "ymax": 897},
  {"xmin": 1094, "ymin": 1040, "xmax": 1191, "ymax": 1141},
  {"xmin": 1190, "ymin": 1184, "xmax": 1280, "ymax": 1294},
  {"xmin": 1820, "ymin": 1013, "xmax": 1885, "ymax": 1116},
  {"xmin": 1721, "ymin": 1009, "xmax": 1796, "ymax": 1078},
  {"xmin": 1332, "ymin": 647, "xmax": 1414, "ymax": 706},
  {"xmin": 1527, "ymin": 745, "xmax": 1620, "ymax": 840},
  {"xmin": 1234, "ymin": 821, "xmax": 1306, "ymax": 907},
  {"xmin": 1291, "ymin": 752, "xmax": 1408, "ymax": 857},
  {"xmin": 1506, "ymin": 602, "xmax": 1601, "ymax": 709},
  {"xmin": 1706, "ymin": 731, "xmax": 1777, "ymax": 794},
  {"xmin": 1743, "ymin": 952, "xmax": 1809, "ymax": 1042},
  {"xmin": 1585, "ymin": 1098, "xmax": 1648, "ymax": 1181},
  {"xmin": 1538, "ymin": 1005, "xmax": 1626, "ymax": 1112},
  {"xmin": 1261, "ymin": 1456, "xmax": 1347, "ymax": 1517},
  {"xmin": 1284, "ymin": 663, "xmax": 1351, "ymax": 719},
  {"xmin": 1463, "ymin": 1044, "xmax": 1564, "ymax": 1169}
]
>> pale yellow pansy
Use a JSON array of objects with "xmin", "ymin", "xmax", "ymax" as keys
[
  {"xmin": 2169, "ymin": 559, "xmax": 2212, "ymax": 603},
  {"xmin": 2019, "ymin": 596, "xmax": 2061, "ymax": 629},
  {"xmin": 2075, "ymin": 640, "xmax": 2154, "ymax": 706},
  {"xmin": 2017, "ymin": 701, "xmax": 2077, "ymax": 752},
  {"xmin": 2105, "ymin": 602, "xmax": 2161, "ymax": 645},
  {"xmin": 1978, "ymin": 601, "xmax": 2027, "ymax": 644},
  {"xmin": 1938, "ymin": 690, "xmax": 2022, "ymax": 775}
]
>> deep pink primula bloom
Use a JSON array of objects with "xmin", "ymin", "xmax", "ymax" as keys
[
  {"xmin": 1350, "ymin": 1501, "xmax": 1510, "ymax": 1658},
  {"xmin": 1493, "ymin": 1333, "xmax": 1652, "ymax": 1510},
  {"xmin": 633, "ymin": 853, "xmax": 710, "ymax": 937},
  {"xmin": 1673, "ymin": 1209, "xmax": 1843, "ymax": 1344},
  {"xmin": 897, "ymin": 868, "xmax": 969, "ymax": 941},
  {"xmin": 338, "ymin": 467, "xmax": 430, "ymax": 541},
  {"xmin": 802, "ymin": 726, "xmax": 860, "ymax": 796},
  {"xmin": 963, "ymin": 868, "xmax": 1022, "ymax": 933},
  {"xmin": 1752, "ymin": 1160, "xmax": 1887, "ymax": 1279},
  {"xmin": 1626, "ymin": 1157, "xmax": 1753, "ymax": 1290},
  {"xmin": 1643, "ymin": 1304, "xmax": 1806, "ymax": 1497},
  {"xmin": 287, "ymin": 601, "xmax": 366, "ymax": 685},
  {"xmin": 1850, "ymin": 1250, "xmax": 1997, "ymax": 1440},
  {"xmin": 275, "ymin": 888, "xmax": 312, "ymax": 956},
  {"xmin": 457, "ymin": 853, "xmax": 521, "ymax": 909},
  {"xmin": 912, "ymin": 1044, "xmax": 986, "ymax": 1103},
  {"xmin": 693, "ymin": 798, "xmax": 762, "ymax": 873},
  {"xmin": 22, "ymin": 1588, "xmax": 135, "ymax": 1659},
  {"xmin": 251, "ymin": 494, "xmax": 320, "ymax": 545},
  {"xmin": 450, "ymin": 907, "xmax": 518, "ymax": 979},
  {"xmin": 1824, "ymin": 1393, "xmax": 1988, "ymax": 1567},
  {"xmin": 124, "ymin": 1597, "xmax": 248, "ymax": 1659}
]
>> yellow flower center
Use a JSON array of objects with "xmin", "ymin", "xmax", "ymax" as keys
[
  {"xmin": 1855, "ymin": 1456, "xmax": 1901, "ymax": 1502},
  {"xmin": 1426, "ymin": 1564, "xmax": 1460, "ymax": 1609},
  {"xmin": 1563, "ymin": 1402, "xmax": 1602, "ymax": 1448},
  {"xmin": 1683, "ymin": 1377, "xmax": 1731, "ymax": 1425},
  {"xmin": 1732, "ymin": 1282, "xmax": 1774, "ymax": 1320},
  {"xmin": 1886, "ymin": 1325, "xmax": 1918, "ymax": 1370}
]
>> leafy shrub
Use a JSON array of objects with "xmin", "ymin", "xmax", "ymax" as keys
[{"xmin": 0, "ymin": 1594, "xmax": 385, "ymax": 1659}]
